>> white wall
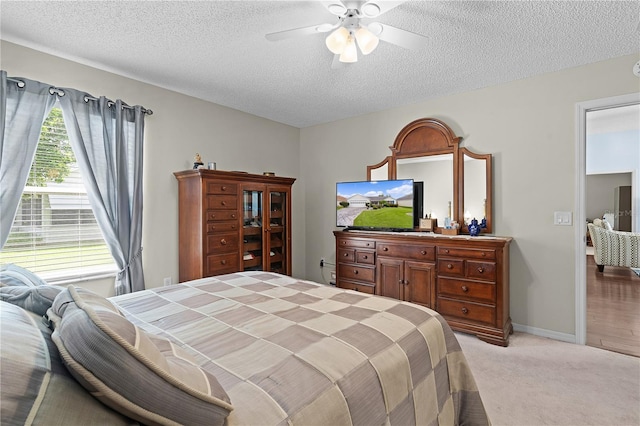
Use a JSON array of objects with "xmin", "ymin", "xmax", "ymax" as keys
[
  {"xmin": 301, "ymin": 54, "xmax": 640, "ymax": 337},
  {"xmin": 1, "ymin": 41, "xmax": 302, "ymax": 297}
]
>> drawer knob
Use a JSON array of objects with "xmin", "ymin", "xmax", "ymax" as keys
[
  {"xmin": 221, "ymin": 186, "xmax": 227, "ymax": 191},
  {"xmin": 343, "ymin": 252, "xmax": 349, "ymax": 257},
  {"xmin": 447, "ymin": 264, "xmax": 453, "ymax": 269},
  {"xmin": 220, "ymin": 239, "xmax": 227, "ymax": 245},
  {"xmin": 353, "ymin": 270, "xmax": 358, "ymax": 275},
  {"xmin": 477, "ymin": 267, "xmax": 484, "ymax": 273},
  {"xmin": 363, "ymin": 255, "xmax": 368, "ymax": 259},
  {"xmin": 221, "ymin": 201, "xmax": 227, "ymax": 206},
  {"xmin": 482, "ymin": 252, "xmax": 486, "ymax": 257},
  {"xmin": 221, "ymin": 260, "xmax": 227, "ymax": 265},
  {"xmin": 341, "ymin": 241, "xmax": 346, "ymax": 245},
  {"xmin": 444, "ymin": 249, "xmax": 450, "ymax": 254},
  {"xmin": 353, "ymin": 288, "xmax": 359, "ymax": 292},
  {"xmin": 383, "ymin": 247, "xmax": 389, "ymax": 251},
  {"xmin": 420, "ymin": 250, "xmax": 426, "ymax": 255},
  {"xmin": 461, "ymin": 307, "xmax": 469, "ymax": 314},
  {"xmin": 461, "ymin": 285, "xmax": 469, "ymax": 292}
]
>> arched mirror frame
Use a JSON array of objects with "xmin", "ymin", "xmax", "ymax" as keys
[{"xmin": 367, "ymin": 118, "xmax": 493, "ymax": 234}]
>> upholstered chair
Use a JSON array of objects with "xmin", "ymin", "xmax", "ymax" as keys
[{"xmin": 587, "ymin": 220, "xmax": 640, "ymax": 272}]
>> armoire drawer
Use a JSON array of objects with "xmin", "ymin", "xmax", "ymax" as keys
[
  {"xmin": 207, "ymin": 221, "xmax": 238, "ymax": 233},
  {"xmin": 206, "ymin": 233, "xmax": 239, "ymax": 253},
  {"xmin": 207, "ymin": 210, "xmax": 239, "ymax": 222},
  {"xmin": 206, "ymin": 181, "xmax": 238, "ymax": 195},
  {"xmin": 206, "ymin": 252, "xmax": 239, "ymax": 275},
  {"xmin": 206, "ymin": 195, "xmax": 237, "ymax": 210}
]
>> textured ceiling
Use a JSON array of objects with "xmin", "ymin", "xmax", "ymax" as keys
[{"xmin": 1, "ymin": 1, "xmax": 638, "ymax": 128}]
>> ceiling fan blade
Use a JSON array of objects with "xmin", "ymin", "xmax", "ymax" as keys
[
  {"xmin": 360, "ymin": 1, "xmax": 406, "ymax": 18},
  {"xmin": 370, "ymin": 22, "xmax": 427, "ymax": 50},
  {"xmin": 266, "ymin": 25, "xmax": 325, "ymax": 41}
]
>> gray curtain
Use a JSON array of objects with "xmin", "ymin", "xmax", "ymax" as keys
[
  {"xmin": 0, "ymin": 71, "xmax": 56, "ymax": 248},
  {"xmin": 58, "ymin": 90, "xmax": 146, "ymax": 295}
]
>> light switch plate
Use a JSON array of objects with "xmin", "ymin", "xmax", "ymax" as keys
[{"xmin": 554, "ymin": 211, "xmax": 573, "ymax": 226}]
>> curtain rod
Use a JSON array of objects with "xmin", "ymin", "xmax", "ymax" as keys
[{"xmin": 6, "ymin": 77, "xmax": 153, "ymax": 116}]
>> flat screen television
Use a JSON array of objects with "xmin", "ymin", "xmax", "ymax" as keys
[{"xmin": 336, "ymin": 179, "xmax": 421, "ymax": 231}]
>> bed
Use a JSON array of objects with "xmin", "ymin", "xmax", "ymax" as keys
[{"xmin": 1, "ymin": 267, "xmax": 490, "ymax": 425}]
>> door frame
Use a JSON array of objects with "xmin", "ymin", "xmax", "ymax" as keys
[{"xmin": 574, "ymin": 92, "xmax": 640, "ymax": 345}]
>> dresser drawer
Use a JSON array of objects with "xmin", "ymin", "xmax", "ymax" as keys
[
  {"xmin": 206, "ymin": 233, "xmax": 239, "ymax": 253},
  {"xmin": 438, "ymin": 277, "xmax": 496, "ymax": 304},
  {"xmin": 337, "ymin": 238, "xmax": 376, "ymax": 249},
  {"xmin": 438, "ymin": 298, "xmax": 495, "ymax": 326},
  {"xmin": 465, "ymin": 261, "xmax": 497, "ymax": 281},
  {"xmin": 338, "ymin": 279, "xmax": 375, "ymax": 294},
  {"xmin": 207, "ymin": 221, "xmax": 238, "ymax": 233},
  {"xmin": 206, "ymin": 195, "xmax": 237, "ymax": 210},
  {"xmin": 207, "ymin": 210, "xmax": 239, "ymax": 221},
  {"xmin": 377, "ymin": 243, "xmax": 435, "ymax": 261},
  {"xmin": 438, "ymin": 246, "xmax": 496, "ymax": 260},
  {"xmin": 338, "ymin": 264, "xmax": 375, "ymax": 283},
  {"xmin": 206, "ymin": 252, "xmax": 239, "ymax": 275},
  {"xmin": 356, "ymin": 250, "xmax": 375, "ymax": 265},
  {"xmin": 206, "ymin": 181, "xmax": 238, "ymax": 195},
  {"xmin": 437, "ymin": 258, "xmax": 465, "ymax": 277},
  {"xmin": 338, "ymin": 248, "xmax": 355, "ymax": 263}
]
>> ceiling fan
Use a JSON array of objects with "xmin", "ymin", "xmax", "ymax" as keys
[{"xmin": 265, "ymin": 1, "xmax": 428, "ymax": 67}]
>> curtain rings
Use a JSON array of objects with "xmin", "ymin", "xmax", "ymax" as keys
[{"xmin": 49, "ymin": 87, "xmax": 65, "ymax": 97}]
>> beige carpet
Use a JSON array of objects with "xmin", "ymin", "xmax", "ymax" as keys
[{"xmin": 456, "ymin": 331, "xmax": 640, "ymax": 426}]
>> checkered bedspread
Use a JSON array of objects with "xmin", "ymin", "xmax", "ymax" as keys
[{"xmin": 111, "ymin": 271, "xmax": 489, "ymax": 425}]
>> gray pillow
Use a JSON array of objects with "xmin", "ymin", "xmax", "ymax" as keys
[
  {"xmin": 0, "ymin": 285, "xmax": 63, "ymax": 316},
  {"xmin": 0, "ymin": 264, "xmax": 48, "ymax": 287},
  {"xmin": 48, "ymin": 286, "xmax": 233, "ymax": 425},
  {"xmin": 0, "ymin": 301, "xmax": 135, "ymax": 425}
]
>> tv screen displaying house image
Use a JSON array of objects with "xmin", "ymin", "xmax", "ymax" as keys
[{"xmin": 336, "ymin": 179, "xmax": 415, "ymax": 230}]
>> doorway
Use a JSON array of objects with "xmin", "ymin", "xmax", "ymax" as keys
[{"xmin": 575, "ymin": 93, "xmax": 640, "ymax": 355}]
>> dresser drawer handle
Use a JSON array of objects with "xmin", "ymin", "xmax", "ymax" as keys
[
  {"xmin": 341, "ymin": 241, "xmax": 346, "ymax": 245},
  {"xmin": 461, "ymin": 285, "xmax": 469, "ymax": 292},
  {"xmin": 444, "ymin": 249, "xmax": 450, "ymax": 254},
  {"xmin": 366, "ymin": 243, "xmax": 372, "ymax": 247},
  {"xmin": 477, "ymin": 267, "xmax": 484, "ymax": 273},
  {"xmin": 447, "ymin": 264, "xmax": 453, "ymax": 269},
  {"xmin": 353, "ymin": 287, "xmax": 359, "ymax": 292},
  {"xmin": 343, "ymin": 252, "xmax": 349, "ymax": 257},
  {"xmin": 353, "ymin": 270, "xmax": 358, "ymax": 275},
  {"xmin": 461, "ymin": 307, "xmax": 469, "ymax": 314},
  {"xmin": 420, "ymin": 250, "xmax": 427, "ymax": 255},
  {"xmin": 221, "ymin": 201, "xmax": 227, "ymax": 206},
  {"xmin": 220, "ymin": 239, "xmax": 227, "ymax": 245},
  {"xmin": 221, "ymin": 260, "xmax": 227, "ymax": 265},
  {"xmin": 383, "ymin": 247, "xmax": 389, "ymax": 251},
  {"xmin": 221, "ymin": 186, "xmax": 227, "ymax": 191},
  {"xmin": 481, "ymin": 252, "xmax": 486, "ymax": 257},
  {"xmin": 363, "ymin": 255, "xmax": 368, "ymax": 259},
  {"xmin": 231, "ymin": 214, "xmax": 236, "ymax": 219}
]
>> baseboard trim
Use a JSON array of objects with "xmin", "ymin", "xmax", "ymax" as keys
[{"xmin": 512, "ymin": 323, "xmax": 577, "ymax": 344}]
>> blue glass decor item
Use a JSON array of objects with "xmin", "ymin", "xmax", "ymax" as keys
[
  {"xmin": 480, "ymin": 218, "xmax": 487, "ymax": 229},
  {"xmin": 469, "ymin": 218, "xmax": 481, "ymax": 236}
]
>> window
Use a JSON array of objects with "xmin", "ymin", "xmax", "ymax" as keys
[{"xmin": 1, "ymin": 106, "xmax": 116, "ymax": 282}]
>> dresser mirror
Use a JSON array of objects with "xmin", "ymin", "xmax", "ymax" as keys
[{"xmin": 367, "ymin": 118, "xmax": 493, "ymax": 234}]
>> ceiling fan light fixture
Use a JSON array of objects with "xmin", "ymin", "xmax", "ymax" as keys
[
  {"xmin": 361, "ymin": 3, "xmax": 381, "ymax": 18},
  {"xmin": 339, "ymin": 35, "xmax": 358, "ymax": 63},
  {"xmin": 325, "ymin": 26, "xmax": 350, "ymax": 54},
  {"xmin": 355, "ymin": 26, "xmax": 379, "ymax": 55},
  {"xmin": 327, "ymin": 3, "xmax": 347, "ymax": 15}
]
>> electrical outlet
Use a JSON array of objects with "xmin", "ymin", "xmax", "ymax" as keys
[
  {"xmin": 320, "ymin": 257, "xmax": 325, "ymax": 268},
  {"xmin": 163, "ymin": 277, "xmax": 172, "ymax": 286}
]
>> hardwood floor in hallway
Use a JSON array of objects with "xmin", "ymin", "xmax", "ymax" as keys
[{"xmin": 586, "ymin": 255, "xmax": 640, "ymax": 357}]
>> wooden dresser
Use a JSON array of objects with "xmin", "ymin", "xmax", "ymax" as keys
[
  {"xmin": 174, "ymin": 169, "xmax": 295, "ymax": 282},
  {"xmin": 335, "ymin": 230, "xmax": 512, "ymax": 346}
]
